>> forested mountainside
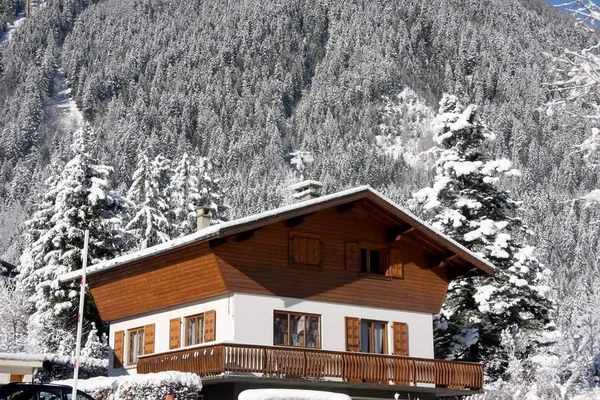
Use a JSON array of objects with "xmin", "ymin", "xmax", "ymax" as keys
[{"xmin": 2, "ymin": 0, "xmax": 600, "ymax": 396}]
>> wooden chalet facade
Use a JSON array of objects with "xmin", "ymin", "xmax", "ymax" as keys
[{"xmin": 60, "ymin": 185, "xmax": 494, "ymax": 400}]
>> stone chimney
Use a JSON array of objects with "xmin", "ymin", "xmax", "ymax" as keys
[
  {"xmin": 289, "ymin": 180, "xmax": 323, "ymax": 202},
  {"xmin": 196, "ymin": 207, "xmax": 212, "ymax": 231}
]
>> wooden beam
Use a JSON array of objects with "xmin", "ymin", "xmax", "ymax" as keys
[
  {"xmin": 209, "ymin": 238, "xmax": 228, "ymax": 248},
  {"xmin": 284, "ymin": 216, "xmax": 304, "ymax": 228},
  {"xmin": 234, "ymin": 230, "xmax": 255, "ymax": 242},
  {"xmin": 386, "ymin": 226, "xmax": 415, "ymax": 242},
  {"xmin": 336, "ymin": 202, "xmax": 356, "ymax": 214}
]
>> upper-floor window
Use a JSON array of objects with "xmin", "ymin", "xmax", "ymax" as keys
[
  {"xmin": 186, "ymin": 314, "xmax": 205, "ymax": 346},
  {"xmin": 346, "ymin": 242, "xmax": 403, "ymax": 278},
  {"xmin": 128, "ymin": 327, "xmax": 145, "ymax": 364},
  {"xmin": 360, "ymin": 247, "xmax": 383, "ymax": 274},
  {"xmin": 273, "ymin": 311, "xmax": 321, "ymax": 348}
]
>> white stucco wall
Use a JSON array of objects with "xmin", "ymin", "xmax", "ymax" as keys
[
  {"xmin": 108, "ymin": 292, "xmax": 434, "ymax": 376},
  {"xmin": 232, "ymin": 293, "xmax": 434, "ymax": 359},
  {"xmin": 108, "ymin": 293, "xmax": 234, "ymax": 375}
]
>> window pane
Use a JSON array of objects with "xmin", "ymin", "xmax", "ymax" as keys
[
  {"xmin": 360, "ymin": 248, "xmax": 368, "ymax": 273},
  {"xmin": 198, "ymin": 316, "xmax": 205, "ymax": 344},
  {"xmin": 373, "ymin": 322, "xmax": 385, "ymax": 354},
  {"xmin": 274, "ymin": 313, "xmax": 287, "ymax": 345},
  {"xmin": 290, "ymin": 315, "xmax": 305, "ymax": 346},
  {"xmin": 360, "ymin": 321, "xmax": 370, "ymax": 353},
  {"xmin": 188, "ymin": 318, "xmax": 196, "ymax": 345},
  {"xmin": 129, "ymin": 331, "xmax": 136, "ymax": 362},
  {"xmin": 306, "ymin": 316, "xmax": 320, "ymax": 348},
  {"xmin": 370, "ymin": 250, "xmax": 381, "ymax": 274}
]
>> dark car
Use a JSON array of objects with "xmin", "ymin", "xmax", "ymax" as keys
[{"xmin": 0, "ymin": 383, "xmax": 94, "ymax": 400}]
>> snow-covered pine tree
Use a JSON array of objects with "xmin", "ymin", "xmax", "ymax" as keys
[
  {"xmin": 411, "ymin": 94, "xmax": 553, "ymax": 379},
  {"xmin": 196, "ymin": 156, "xmax": 228, "ymax": 224},
  {"xmin": 125, "ymin": 152, "xmax": 172, "ymax": 249},
  {"xmin": 0, "ymin": 277, "xmax": 28, "ymax": 352},
  {"xmin": 167, "ymin": 153, "xmax": 202, "ymax": 237},
  {"xmin": 17, "ymin": 124, "xmax": 125, "ymax": 354}
]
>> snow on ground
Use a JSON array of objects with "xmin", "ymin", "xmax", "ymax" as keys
[
  {"xmin": 375, "ymin": 84, "xmax": 436, "ymax": 167},
  {"xmin": 0, "ymin": 12, "xmax": 26, "ymax": 45},
  {"xmin": 238, "ymin": 389, "xmax": 352, "ymax": 400},
  {"xmin": 0, "ymin": 352, "xmax": 107, "ymax": 368},
  {"xmin": 53, "ymin": 68, "xmax": 83, "ymax": 132}
]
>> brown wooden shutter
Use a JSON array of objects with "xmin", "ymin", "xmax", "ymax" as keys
[
  {"xmin": 345, "ymin": 242, "xmax": 360, "ymax": 272},
  {"xmin": 345, "ymin": 317, "xmax": 360, "ymax": 352},
  {"xmin": 144, "ymin": 324, "xmax": 155, "ymax": 355},
  {"xmin": 113, "ymin": 330, "xmax": 124, "ymax": 368},
  {"xmin": 290, "ymin": 232, "xmax": 322, "ymax": 266},
  {"xmin": 393, "ymin": 322, "xmax": 409, "ymax": 356},
  {"xmin": 204, "ymin": 310, "xmax": 216, "ymax": 342},
  {"xmin": 387, "ymin": 248, "xmax": 404, "ymax": 278},
  {"xmin": 169, "ymin": 318, "xmax": 181, "ymax": 349}
]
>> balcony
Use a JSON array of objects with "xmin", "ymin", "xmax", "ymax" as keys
[{"xmin": 137, "ymin": 343, "xmax": 483, "ymax": 391}]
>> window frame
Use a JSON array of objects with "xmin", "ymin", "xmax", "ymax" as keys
[
  {"xmin": 273, "ymin": 310, "xmax": 322, "ymax": 349},
  {"xmin": 185, "ymin": 313, "xmax": 206, "ymax": 347},
  {"xmin": 359, "ymin": 242, "xmax": 388, "ymax": 276},
  {"xmin": 127, "ymin": 326, "xmax": 145, "ymax": 365},
  {"xmin": 359, "ymin": 319, "xmax": 389, "ymax": 354}
]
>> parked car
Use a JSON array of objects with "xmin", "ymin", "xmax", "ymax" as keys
[{"xmin": 0, "ymin": 383, "xmax": 94, "ymax": 400}]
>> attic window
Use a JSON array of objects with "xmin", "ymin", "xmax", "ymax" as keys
[{"xmin": 361, "ymin": 248, "xmax": 382, "ymax": 274}]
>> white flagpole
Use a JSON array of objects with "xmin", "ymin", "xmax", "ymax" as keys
[{"xmin": 72, "ymin": 230, "xmax": 89, "ymax": 399}]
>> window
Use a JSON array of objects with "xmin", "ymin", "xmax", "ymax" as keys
[
  {"xmin": 273, "ymin": 311, "xmax": 321, "ymax": 348},
  {"xmin": 360, "ymin": 248, "xmax": 383, "ymax": 274},
  {"xmin": 289, "ymin": 232, "xmax": 322, "ymax": 268},
  {"xmin": 345, "ymin": 242, "xmax": 403, "ymax": 278},
  {"xmin": 186, "ymin": 314, "xmax": 205, "ymax": 346},
  {"xmin": 128, "ymin": 327, "xmax": 145, "ymax": 364},
  {"xmin": 360, "ymin": 320, "xmax": 388, "ymax": 354}
]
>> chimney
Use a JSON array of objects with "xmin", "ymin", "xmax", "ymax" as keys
[
  {"xmin": 289, "ymin": 180, "xmax": 323, "ymax": 202},
  {"xmin": 197, "ymin": 207, "xmax": 212, "ymax": 231}
]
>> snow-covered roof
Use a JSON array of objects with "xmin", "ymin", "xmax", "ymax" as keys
[
  {"xmin": 0, "ymin": 259, "xmax": 17, "ymax": 278},
  {"xmin": 59, "ymin": 185, "xmax": 494, "ymax": 283}
]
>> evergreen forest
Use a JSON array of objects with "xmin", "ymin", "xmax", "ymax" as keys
[{"xmin": 1, "ymin": 0, "xmax": 600, "ymax": 397}]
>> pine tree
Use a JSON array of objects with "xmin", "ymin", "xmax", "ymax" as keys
[
  {"xmin": 125, "ymin": 152, "xmax": 171, "ymax": 249},
  {"xmin": 17, "ymin": 124, "xmax": 126, "ymax": 354},
  {"xmin": 167, "ymin": 153, "xmax": 202, "ymax": 237},
  {"xmin": 411, "ymin": 94, "xmax": 553, "ymax": 378}
]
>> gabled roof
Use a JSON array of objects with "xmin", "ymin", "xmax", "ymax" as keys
[{"xmin": 59, "ymin": 186, "xmax": 494, "ymax": 283}]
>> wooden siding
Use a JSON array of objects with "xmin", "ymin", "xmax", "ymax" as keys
[
  {"xmin": 214, "ymin": 207, "xmax": 450, "ymax": 313},
  {"xmin": 89, "ymin": 242, "xmax": 227, "ymax": 321}
]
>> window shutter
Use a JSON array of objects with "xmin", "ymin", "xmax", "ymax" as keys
[
  {"xmin": 345, "ymin": 317, "xmax": 360, "ymax": 352},
  {"xmin": 169, "ymin": 318, "xmax": 181, "ymax": 349},
  {"xmin": 290, "ymin": 232, "xmax": 322, "ymax": 266},
  {"xmin": 204, "ymin": 310, "xmax": 216, "ymax": 342},
  {"xmin": 393, "ymin": 322, "xmax": 408, "ymax": 356},
  {"xmin": 345, "ymin": 242, "xmax": 360, "ymax": 272},
  {"xmin": 387, "ymin": 248, "xmax": 404, "ymax": 278},
  {"xmin": 113, "ymin": 330, "xmax": 124, "ymax": 368},
  {"xmin": 144, "ymin": 324, "xmax": 155, "ymax": 355}
]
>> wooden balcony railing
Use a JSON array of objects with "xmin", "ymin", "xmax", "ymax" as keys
[{"xmin": 137, "ymin": 343, "xmax": 483, "ymax": 391}]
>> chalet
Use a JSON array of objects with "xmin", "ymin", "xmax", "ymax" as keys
[{"xmin": 59, "ymin": 183, "xmax": 494, "ymax": 400}]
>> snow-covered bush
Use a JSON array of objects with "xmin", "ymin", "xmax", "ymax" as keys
[{"xmin": 56, "ymin": 372, "xmax": 202, "ymax": 400}]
